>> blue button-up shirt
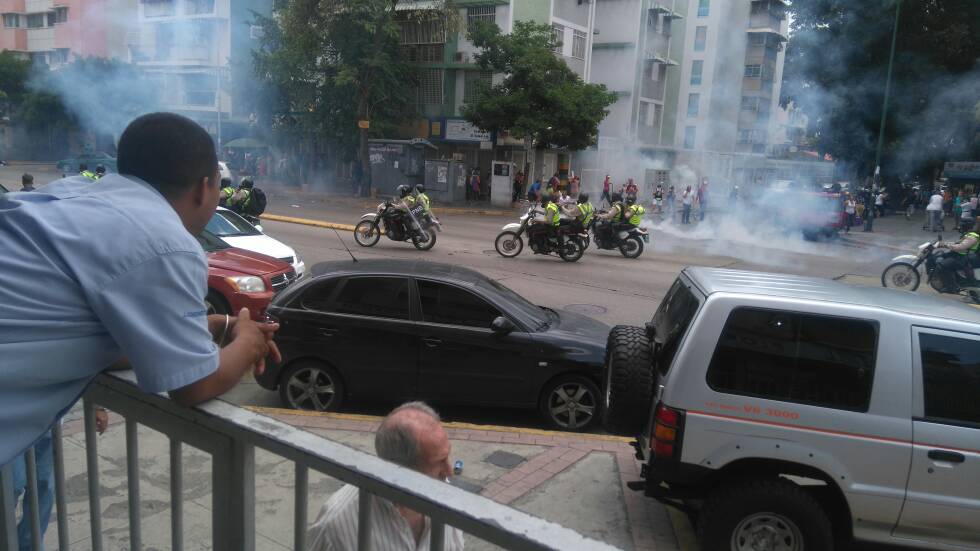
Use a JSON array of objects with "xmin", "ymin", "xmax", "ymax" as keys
[{"xmin": 0, "ymin": 174, "xmax": 219, "ymax": 465}]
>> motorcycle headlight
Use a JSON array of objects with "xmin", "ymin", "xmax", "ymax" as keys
[{"xmin": 226, "ymin": 276, "xmax": 266, "ymax": 293}]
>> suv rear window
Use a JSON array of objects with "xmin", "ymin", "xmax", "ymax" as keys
[
  {"xmin": 651, "ymin": 279, "xmax": 701, "ymax": 375},
  {"xmin": 707, "ymin": 308, "xmax": 878, "ymax": 411}
]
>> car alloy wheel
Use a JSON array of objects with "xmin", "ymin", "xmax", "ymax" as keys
[
  {"xmin": 284, "ymin": 366, "xmax": 339, "ymax": 411},
  {"xmin": 546, "ymin": 379, "xmax": 598, "ymax": 430},
  {"xmin": 730, "ymin": 512, "xmax": 803, "ymax": 551}
]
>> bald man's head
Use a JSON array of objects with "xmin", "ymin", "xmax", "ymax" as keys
[{"xmin": 375, "ymin": 402, "xmax": 451, "ymax": 480}]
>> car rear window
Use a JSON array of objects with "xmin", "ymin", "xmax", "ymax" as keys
[
  {"xmin": 651, "ymin": 279, "xmax": 701, "ymax": 375},
  {"xmin": 706, "ymin": 308, "xmax": 878, "ymax": 411}
]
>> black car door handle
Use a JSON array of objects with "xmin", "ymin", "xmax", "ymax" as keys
[
  {"xmin": 317, "ymin": 328, "xmax": 339, "ymax": 337},
  {"xmin": 423, "ymin": 337, "xmax": 442, "ymax": 347},
  {"xmin": 927, "ymin": 449, "xmax": 965, "ymax": 463}
]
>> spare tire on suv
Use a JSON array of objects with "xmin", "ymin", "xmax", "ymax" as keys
[{"xmin": 603, "ymin": 325, "xmax": 655, "ymax": 435}]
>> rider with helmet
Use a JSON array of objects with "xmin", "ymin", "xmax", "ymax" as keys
[
  {"xmin": 228, "ymin": 177, "xmax": 253, "ymax": 213},
  {"xmin": 937, "ymin": 217, "xmax": 980, "ymax": 291},
  {"xmin": 561, "ymin": 192, "xmax": 594, "ymax": 233},
  {"xmin": 528, "ymin": 194, "xmax": 561, "ymax": 252},
  {"xmin": 219, "ymin": 177, "xmax": 235, "ymax": 207},
  {"xmin": 624, "ymin": 196, "xmax": 646, "ymax": 227},
  {"xmin": 94, "ymin": 165, "xmax": 107, "ymax": 179},
  {"xmin": 413, "ymin": 184, "xmax": 430, "ymax": 214},
  {"xmin": 595, "ymin": 192, "xmax": 626, "ymax": 245}
]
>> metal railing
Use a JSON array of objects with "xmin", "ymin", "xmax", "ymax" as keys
[{"xmin": 1, "ymin": 371, "xmax": 620, "ymax": 551}]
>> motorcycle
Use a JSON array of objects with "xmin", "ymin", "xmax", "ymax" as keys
[
  {"xmin": 354, "ymin": 199, "xmax": 437, "ymax": 251},
  {"xmin": 494, "ymin": 205, "xmax": 586, "ymax": 262},
  {"xmin": 881, "ymin": 235, "xmax": 980, "ymax": 303},
  {"xmin": 585, "ymin": 214, "xmax": 649, "ymax": 259}
]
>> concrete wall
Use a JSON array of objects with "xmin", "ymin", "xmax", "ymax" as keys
[{"xmin": 552, "ymin": 0, "xmax": 590, "ymax": 27}]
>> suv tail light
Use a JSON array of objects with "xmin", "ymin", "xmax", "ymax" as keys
[{"xmin": 651, "ymin": 402, "xmax": 684, "ymax": 460}]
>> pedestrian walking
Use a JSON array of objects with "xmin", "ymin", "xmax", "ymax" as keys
[
  {"xmin": 844, "ymin": 193, "xmax": 856, "ymax": 233},
  {"xmin": 653, "ymin": 184, "xmax": 663, "ymax": 214},
  {"xmin": 600, "ymin": 174, "xmax": 612, "ymax": 207},
  {"xmin": 682, "ymin": 186, "xmax": 693, "ymax": 224},
  {"xmin": 20, "ymin": 173, "xmax": 35, "ymax": 191},
  {"xmin": 512, "ymin": 171, "xmax": 524, "ymax": 205},
  {"xmin": 697, "ymin": 179, "xmax": 709, "ymax": 221},
  {"xmin": 926, "ymin": 189, "xmax": 944, "ymax": 232},
  {"xmin": 666, "ymin": 185, "xmax": 675, "ymax": 219},
  {"xmin": 863, "ymin": 188, "xmax": 875, "ymax": 232},
  {"xmin": 625, "ymin": 178, "xmax": 638, "ymax": 203},
  {"xmin": 875, "ymin": 190, "xmax": 886, "ymax": 218}
]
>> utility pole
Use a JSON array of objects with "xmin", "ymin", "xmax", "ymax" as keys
[{"xmin": 874, "ymin": 0, "xmax": 902, "ymax": 180}]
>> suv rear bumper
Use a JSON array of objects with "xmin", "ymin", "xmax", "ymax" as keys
[{"xmin": 641, "ymin": 454, "xmax": 715, "ymax": 500}]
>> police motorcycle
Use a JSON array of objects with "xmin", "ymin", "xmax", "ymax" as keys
[
  {"xmin": 412, "ymin": 185, "xmax": 442, "ymax": 233},
  {"xmin": 494, "ymin": 203, "xmax": 586, "ymax": 262},
  {"xmin": 881, "ymin": 234, "xmax": 980, "ymax": 303},
  {"xmin": 587, "ymin": 201, "xmax": 649, "ymax": 259},
  {"xmin": 353, "ymin": 185, "xmax": 437, "ymax": 251}
]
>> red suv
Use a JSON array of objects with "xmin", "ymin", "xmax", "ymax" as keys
[{"xmin": 197, "ymin": 230, "xmax": 297, "ymax": 320}]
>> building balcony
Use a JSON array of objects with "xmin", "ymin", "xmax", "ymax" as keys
[
  {"xmin": 640, "ymin": 78, "xmax": 666, "ymax": 101},
  {"xmin": 637, "ymin": 124, "xmax": 665, "ymax": 146},
  {"xmin": 0, "ymin": 371, "xmax": 621, "ymax": 551}
]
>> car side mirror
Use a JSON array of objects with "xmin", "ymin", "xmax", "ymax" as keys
[
  {"xmin": 491, "ymin": 316, "xmax": 515, "ymax": 335},
  {"xmin": 255, "ymin": 224, "xmax": 264, "ymax": 232}
]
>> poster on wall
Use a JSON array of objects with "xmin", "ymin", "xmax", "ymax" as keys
[{"xmin": 444, "ymin": 119, "xmax": 492, "ymax": 143}]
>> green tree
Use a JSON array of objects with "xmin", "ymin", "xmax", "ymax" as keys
[
  {"xmin": 254, "ymin": 1, "xmax": 454, "ymax": 193},
  {"xmin": 462, "ymin": 21, "xmax": 616, "ymax": 152},
  {"xmin": 0, "ymin": 51, "xmax": 30, "ymax": 115},
  {"xmin": 782, "ymin": 0, "xmax": 980, "ymax": 180}
]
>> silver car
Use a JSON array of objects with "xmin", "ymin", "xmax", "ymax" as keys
[{"xmin": 604, "ymin": 267, "xmax": 980, "ymax": 551}]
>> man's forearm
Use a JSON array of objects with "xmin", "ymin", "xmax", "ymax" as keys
[{"xmin": 168, "ymin": 340, "xmax": 256, "ymax": 406}]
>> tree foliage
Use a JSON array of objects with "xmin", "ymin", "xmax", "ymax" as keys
[
  {"xmin": 782, "ymin": 0, "xmax": 980, "ymax": 178},
  {"xmin": 462, "ymin": 21, "xmax": 616, "ymax": 151}
]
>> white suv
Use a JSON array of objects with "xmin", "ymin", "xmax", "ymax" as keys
[{"xmin": 603, "ymin": 268, "xmax": 980, "ymax": 551}]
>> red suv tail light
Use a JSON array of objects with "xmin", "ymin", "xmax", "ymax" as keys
[{"xmin": 651, "ymin": 402, "xmax": 684, "ymax": 460}]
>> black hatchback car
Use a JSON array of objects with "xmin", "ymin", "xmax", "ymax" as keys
[{"xmin": 257, "ymin": 259, "xmax": 610, "ymax": 430}]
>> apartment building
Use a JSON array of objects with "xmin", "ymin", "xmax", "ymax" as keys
[
  {"xmin": 399, "ymin": 0, "xmax": 596, "ymax": 182},
  {"xmin": 129, "ymin": 0, "xmax": 270, "ymax": 146},
  {"xmin": 0, "ymin": 0, "xmax": 134, "ymax": 67}
]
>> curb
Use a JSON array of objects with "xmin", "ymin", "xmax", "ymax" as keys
[{"xmin": 260, "ymin": 213, "xmax": 356, "ymax": 231}]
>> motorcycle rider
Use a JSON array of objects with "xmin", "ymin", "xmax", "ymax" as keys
[
  {"xmin": 392, "ymin": 184, "xmax": 422, "ymax": 235},
  {"xmin": 624, "ymin": 196, "xmax": 646, "ymax": 227},
  {"xmin": 529, "ymin": 194, "xmax": 561, "ymax": 252},
  {"xmin": 937, "ymin": 217, "xmax": 980, "ymax": 291},
  {"xmin": 218, "ymin": 177, "xmax": 235, "ymax": 207},
  {"xmin": 227, "ymin": 177, "xmax": 254, "ymax": 213},
  {"xmin": 561, "ymin": 192, "xmax": 594, "ymax": 233},
  {"xmin": 78, "ymin": 163, "xmax": 96, "ymax": 180},
  {"xmin": 595, "ymin": 192, "xmax": 626, "ymax": 246},
  {"xmin": 413, "ymin": 184, "xmax": 431, "ymax": 214},
  {"xmin": 94, "ymin": 165, "xmax": 107, "ymax": 179}
]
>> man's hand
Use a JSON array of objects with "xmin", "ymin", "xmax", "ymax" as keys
[{"xmin": 229, "ymin": 308, "xmax": 278, "ymax": 373}]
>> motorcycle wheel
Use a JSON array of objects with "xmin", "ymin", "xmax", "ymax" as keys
[
  {"xmin": 558, "ymin": 238, "xmax": 584, "ymax": 262},
  {"xmin": 353, "ymin": 220, "xmax": 381, "ymax": 247},
  {"xmin": 412, "ymin": 227, "xmax": 438, "ymax": 251},
  {"xmin": 581, "ymin": 235, "xmax": 591, "ymax": 250},
  {"xmin": 881, "ymin": 262, "xmax": 920, "ymax": 291},
  {"xmin": 619, "ymin": 236, "xmax": 644, "ymax": 259},
  {"xmin": 495, "ymin": 231, "xmax": 523, "ymax": 258}
]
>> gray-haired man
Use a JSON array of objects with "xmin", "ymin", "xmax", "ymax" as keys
[{"xmin": 307, "ymin": 402, "xmax": 465, "ymax": 550}]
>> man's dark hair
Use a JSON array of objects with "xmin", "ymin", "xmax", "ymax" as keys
[
  {"xmin": 21, "ymin": 173, "xmax": 33, "ymax": 185},
  {"xmin": 117, "ymin": 112, "xmax": 217, "ymax": 200},
  {"xmin": 78, "ymin": 163, "xmax": 88, "ymax": 171}
]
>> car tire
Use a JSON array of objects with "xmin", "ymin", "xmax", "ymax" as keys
[
  {"xmin": 698, "ymin": 477, "xmax": 834, "ymax": 551},
  {"xmin": 602, "ymin": 325, "xmax": 654, "ymax": 436},
  {"xmin": 539, "ymin": 375, "xmax": 601, "ymax": 431},
  {"xmin": 205, "ymin": 290, "xmax": 230, "ymax": 316},
  {"xmin": 279, "ymin": 361, "xmax": 345, "ymax": 412}
]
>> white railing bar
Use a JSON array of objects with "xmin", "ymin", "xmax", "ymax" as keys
[
  {"xmin": 126, "ymin": 418, "xmax": 142, "ymax": 550},
  {"xmin": 170, "ymin": 438, "xmax": 183, "ymax": 551},
  {"xmin": 430, "ymin": 520, "xmax": 445, "ymax": 551},
  {"xmin": 0, "ymin": 463, "xmax": 17, "ymax": 550},
  {"xmin": 53, "ymin": 423, "xmax": 70, "ymax": 551},
  {"xmin": 211, "ymin": 439, "xmax": 256, "ymax": 551},
  {"xmin": 83, "ymin": 399, "xmax": 104, "ymax": 551},
  {"xmin": 357, "ymin": 488, "xmax": 373, "ymax": 551},
  {"xmin": 25, "ymin": 446, "xmax": 41, "ymax": 551},
  {"xmin": 295, "ymin": 464, "xmax": 308, "ymax": 551},
  {"xmin": 87, "ymin": 372, "xmax": 622, "ymax": 551}
]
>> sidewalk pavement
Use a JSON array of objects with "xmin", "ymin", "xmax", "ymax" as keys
[
  {"xmin": 43, "ymin": 405, "xmax": 687, "ymax": 551},
  {"xmin": 839, "ymin": 211, "xmax": 957, "ymax": 253}
]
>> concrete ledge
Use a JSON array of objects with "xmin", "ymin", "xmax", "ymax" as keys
[{"xmin": 260, "ymin": 213, "xmax": 357, "ymax": 231}]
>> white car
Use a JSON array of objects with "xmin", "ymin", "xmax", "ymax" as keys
[{"xmin": 207, "ymin": 207, "xmax": 305, "ymax": 278}]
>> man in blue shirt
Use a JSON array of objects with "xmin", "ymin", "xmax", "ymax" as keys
[{"xmin": 0, "ymin": 112, "xmax": 280, "ymax": 469}]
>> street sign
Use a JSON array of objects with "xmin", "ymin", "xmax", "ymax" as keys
[{"xmin": 358, "ymin": 120, "xmax": 370, "ymax": 129}]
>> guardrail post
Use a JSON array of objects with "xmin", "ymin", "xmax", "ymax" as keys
[
  {"xmin": 53, "ymin": 423, "xmax": 70, "ymax": 551},
  {"xmin": 358, "ymin": 489, "xmax": 373, "ymax": 551},
  {"xmin": 170, "ymin": 438, "xmax": 183, "ymax": 551},
  {"xmin": 1, "ymin": 462, "xmax": 18, "ymax": 551},
  {"xmin": 295, "ymin": 464, "xmax": 308, "ymax": 551},
  {"xmin": 25, "ymin": 446, "xmax": 41, "ymax": 551},
  {"xmin": 430, "ymin": 521, "xmax": 445, "ymax": 551},
  {"xmin": 84, "ymin": 399, "xmax": 104, "ymax": 551},
  {"xmin": 126, "ymin": 418, "xmax": 142, "ymax": 549},
  {"xmin": 212, "ymin": 439, "xmax": 255, "ymax": 551}
]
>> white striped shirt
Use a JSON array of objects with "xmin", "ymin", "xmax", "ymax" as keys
[{"xmin": 307, "ymin": 485, "xmax": 465, "ymax": 551}]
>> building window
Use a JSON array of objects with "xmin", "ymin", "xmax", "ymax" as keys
[
  {"xmin": 26, "ymin": 13, "xmax": 45, "ymax": 28},
  {"xmin": 697, "ymin": 0, "xmax": 709, "ymax": 17},
  {"xmin": 464, "ymin": 70, "xmax": 492, "ymax": 103},
  {"xmin": 687, "ymin": 93, "xmax": 700, "ymax": 117},
  {"xmin": 29, "ymin": 52, "xmax": 47, "ymax": 66},
  {"xmin": 3, "ymin": 14, "xmax": 20, "ymax": 28},
  {"xmin": 920, "ymin": 332, "xmax": 980, "ymax": 426},
  {"xmin": 183, "ymin": 73, "xmax": 217, "ymax": 106},
  {"xmin": 572, "ymin": 29, "xmax": 587, "ymax": 60},
  {"xmin": 744, "ymin": 64, "xmax": 762, "ymax": 78},
  {"xmin": 690, "ymin": 60, "xmax": 703, "ymax": 85},
  {"xmin": 50, "ymin": 49, "xmax": 70, "ymax": 64},
  {"xmin": 684, "ymin": 126, "xmax": 696, "ymax": 149},
  {"xmin": 54, "ymin": 7, "xmax": 68, "ymax": 23},
  {"xmin": 707, "ymin": 308, "xmax": 878, "ymax": 411},
  {"xmin": 185, "ymin": 0, "xmax": 215, "ymax": 15},
  {"xmin": 418, "ymin": 68, "xmax": 444, "ymax": 105},
  {"xmin": 551, "ymin": 23, "xmax": 564, "ymax": 54},
  {"xmin": 694, "ymin": 26, "xmax": 706, "ymax": 51},
  {"xmin": 143, "ymin": 0, "xmax": 176, "ymax": 18},
  {"xmin": 748, "ymin": 33, "xmax": 765, "ymax": 46},
  {"xmin": 741, "ymin": 96, "xmax": 760, "ymax": 111},
  {"xmin": 400, "ymin": 18, "xmax": 446, "ymax": 45},
  {"xmin": 466, "ymin": 5, "xmax": 495, "ymax": 30}
]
